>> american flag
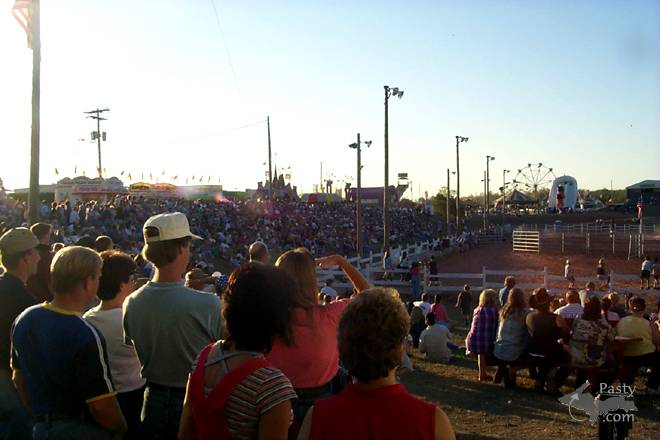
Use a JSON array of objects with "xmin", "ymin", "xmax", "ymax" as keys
[{"xmin": 12, "ymin": 0, "xmax": 33, "ymax": 48}]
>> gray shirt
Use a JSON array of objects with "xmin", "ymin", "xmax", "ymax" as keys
[
  {"xmin": 493, "ymin": 311, "xmax": 529, "ymax": 362},
  {"xmin": 123, "ymin": 281, "xmax": 222, "ymax": 388}
]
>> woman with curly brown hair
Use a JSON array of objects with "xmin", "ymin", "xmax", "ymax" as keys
[
  {"xmin": 178, "ymin": 263, "xmax": 298, "ymax": 440},
  {"xmin": 297, "ymin": 288, "xmax": 455, "ymax": 440},
  {"xmin": 265, "ymin": 248, "xmax": 369, "ymax": 426}
]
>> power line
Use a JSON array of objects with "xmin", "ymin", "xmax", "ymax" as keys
[
  {"xmin": 210, "ymin": 0, "xmax": 240, "ymax": 93},
  {"xmin": 197, "ymin": 119, "xmax": 267, "ymax": 139}
]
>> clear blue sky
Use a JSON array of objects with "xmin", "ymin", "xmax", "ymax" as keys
[{"xmin": 1, "ymin": 0, "xmax": 659, "ymax": 198}]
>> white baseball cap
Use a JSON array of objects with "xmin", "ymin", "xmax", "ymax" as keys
[{"xmin": 143, "ymin": 212, "xmax": 202, "ymax": 243}]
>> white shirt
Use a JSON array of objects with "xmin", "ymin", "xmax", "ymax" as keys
[
  {"xmin": 418, "ymin": 324, "xmax": 452, "ymax": 363},
  {"xmin": 554, "ymin": 303, "xmax": 584, "ymax": 319},
  {"xmin": 413, "ymin": 300, "xmax": 432, "ymax": 317},
  {"xmin": 83, "ymin": 307, "xmax": 146, "ymax": 393},
  {"xmin": 642, "ymin": 260, "xmax": 653, "ymax": 271}
]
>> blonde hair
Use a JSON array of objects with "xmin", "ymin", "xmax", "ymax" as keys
[
  {"xmin": 478, "ymin": 289, "xmax": 498, "ymax": 308},
  {"xmin": 51, "ymin": 246, "xmax": 102, "ymax": 294}
]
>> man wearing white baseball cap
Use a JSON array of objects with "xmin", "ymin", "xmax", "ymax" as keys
[{"xmin": 122, "ymin": 213, "xmax": 222, "ymax": 438}]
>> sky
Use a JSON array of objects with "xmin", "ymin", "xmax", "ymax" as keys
[{"xmin": 1, "ymin": 0, "xmax": 659, "ymax": 198}]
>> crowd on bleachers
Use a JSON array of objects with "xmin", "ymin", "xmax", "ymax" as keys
[{"xmin": 0, "ymin": 196, "xmax": 445, "ymax": 270}]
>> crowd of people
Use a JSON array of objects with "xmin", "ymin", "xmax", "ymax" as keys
[
  {"xmin": 0, "ymin": 209, "xmax": 456, "ymax": 440},
  {"xmin": 407, "ymin": 275, "xmax": 660, "ymax": 398},
  {"xmin": 0, "ymin": 196, "xmax": 445, "ymax": 272},
  {"xmin": 2, "ymin": 191, "xmax": 659, "ymax": 439}
]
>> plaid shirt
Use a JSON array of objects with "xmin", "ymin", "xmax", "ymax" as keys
[{"xmin": 466, "ymin": 306, "xmax": 498, "ymax": 354}]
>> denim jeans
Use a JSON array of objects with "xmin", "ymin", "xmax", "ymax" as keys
[
  {"xmin": 33, "ymin": 420, "xmax": 113, "ymax": 440},
  {"xmin": 411, "ymin": 275, "xmax": 422, "ymax": 300},
  {"xmin": 141, "ymin": 384, "xmax": 185, "ymax": 440},
  {"xmin": 0, "ymin": 373, "xmax": 32, "ymax": 440},
  {"xmin": 117, "ymin": 386, "xmax": 145, "ymax": 440}
]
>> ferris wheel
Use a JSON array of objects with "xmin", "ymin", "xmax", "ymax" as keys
[{"xmin": 512, "ymin": 163, "xmax": 556, "ymax": 201}]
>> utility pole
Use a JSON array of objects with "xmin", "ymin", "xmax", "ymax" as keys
[
  {"xmin": 486, "ymin": 155, "xmax": 495, "ymax": 221},
  {"xmin": 267, "ymin": 116, "xmax": 272, "ymax": 201},
  {"xmin": 384, "ymin": 87, "xmax": 390, "ymax": 251},
  {"xmin": 320, "ymin": 162, "xmax": 323, "ymax": 193},
  {"xmin": 483, "ymin": 170, "xmax": 487, "ymax": 230},
  {"xmin": 349, "ymin": 134, "xmax": 370, "ymax": 259},
  {"xmin": 446, "ymin": 169, "xmax": 450, "ymax": 234},
  {"xmin": 84, "ymin": 108, "xmax": 110, "ymax": 178},
  {"xmin": 27, "ymin": 0, "xmax": 42, "ymax": 225},
  {"xmin": 455, "ymin": 136, "xmax": 468, "ymax": 233},
  {"xmin": 502, "ymin": 169, "xmax": 509, "ymax": 226},
  {"xmin": 383, "ymin": 85, "xmax": 404, "ymax": 251}
]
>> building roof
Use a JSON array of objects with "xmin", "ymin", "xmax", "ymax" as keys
[{"xmin": 626, "ymin": 180, "xmax": 660, "ymax": 190}]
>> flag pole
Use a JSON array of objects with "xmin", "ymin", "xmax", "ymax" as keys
[{"xmin": 27, "ymin": 0, "xmax": 41, "ymax": 225}]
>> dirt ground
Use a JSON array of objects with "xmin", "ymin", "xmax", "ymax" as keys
[
  {"xmin": 399, "ymin": 303, "xmax": 660, "ymax": 440},
  {"xmin": 431, "ymin": 242, "xmax": 660, "ymax": 297},
  {"xmin": 437, "ymin": 241, "xmax": 646, "ymax": 276}
]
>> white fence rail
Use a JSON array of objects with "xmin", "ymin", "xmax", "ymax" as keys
[
  {"xmin": 318, "ymin": 264, "xmax": 655, "ymax": 297},
  {"xmin": 513, "ymin": 230, "xmax": 540, "ymax": 253}
]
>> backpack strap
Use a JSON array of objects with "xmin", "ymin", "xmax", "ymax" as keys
[
  {"xmin": 205, "ymin": 357, "xmax": 272, "ymax": 410},
  {"xmin": 190, "ymin": 342, "xmax": 216, "ymax": 403}
]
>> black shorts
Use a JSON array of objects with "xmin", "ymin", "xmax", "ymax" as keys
[{"xmin": 641, "ymin": 270, "xmax": 651, "ymax": 280}]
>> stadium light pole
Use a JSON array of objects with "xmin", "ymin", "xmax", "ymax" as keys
[
  {"xmin": 383, "ymin": 85, "xmax": 404, "ymax": 252},
  {"xmin": 502, "ymin": 169, "xmax": 510, "ymax": 225},
  {"xmin": 482, "ymin": 170, "xmax": 487, "ymax": 230},
  {"xmin": 350, "ymin": 134, "xmax": 371, "ymax": 260},
  {"xmin": 486, "ymin": 155, "xmax": 495, "ymax": 217},
  {"xmin": 455, "ymin": 136, "xmax": 468, "ymax": 233},
  {"xmin": 446, "ymin": 169, "xmax": 456, "ymax": 235}
]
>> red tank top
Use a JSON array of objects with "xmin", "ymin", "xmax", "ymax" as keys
[
  {"xmin": 310, "ymin": 382, "xmax": 436, "ymax": 440},
  {"xmin": 189, "ymin": 343, "xmax": 271, "ymax": 440}
]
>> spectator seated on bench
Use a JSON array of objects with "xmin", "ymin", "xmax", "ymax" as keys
[
  {"xmin": 493, "ymin": 288, "xmax": 530, "ymax": 388},
  {"xmin": 568, "ymin": 296, "xmax": 617, "ymax": 389},
  {"xmin": 615, "ymin": 297, "xmax": 660, "ymax": 396},
  {"xmin": 526, "ymin": 288, "xmax": 571, "ymax": 393}
]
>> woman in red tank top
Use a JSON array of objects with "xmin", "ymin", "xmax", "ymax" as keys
[{"xmin": 297, "ymin": 288, "xmax": 456, "ymax": 440}]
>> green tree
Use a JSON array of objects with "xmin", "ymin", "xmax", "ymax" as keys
[{"xmin": 431, "ymin": 191, "xmax": 457, "ymax": 219}]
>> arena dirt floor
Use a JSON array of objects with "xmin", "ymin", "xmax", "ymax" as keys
[
  {"xmin": 433, "ymin": 241, "xmax": 659, "ymax": 295},
  {"xmin": 397, "ymin": 242, "xmax": 660, "ymax": 439}
]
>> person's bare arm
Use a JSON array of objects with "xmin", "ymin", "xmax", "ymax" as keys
[
  {"xmin": 258, "ymin": 400, "xmax": 292, "ymax": 440},
  {"xmin": 651, "ymin": 320, "xmax": 660, "ymax": 346},
  {"xmin": 296, "ymin": 406, "xmax": 313, "ymax": 440},
  {"xmin": 11, "ymin": 369, "xmax": 31, "ymax": 411},
  {"xmin": 178, "ymin": 375, "xmax": 196, "ymax": 440},
  {"xmin": 87, "ymin": 395, "xmax": 127, "ymax": 439},
  {"xmin": 434, "ymin": 407, "xmax": 456, "ymax": 440},
  {"xmin": 316, "ymin": 255, "xmax": 369, "ymax": 292}
]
